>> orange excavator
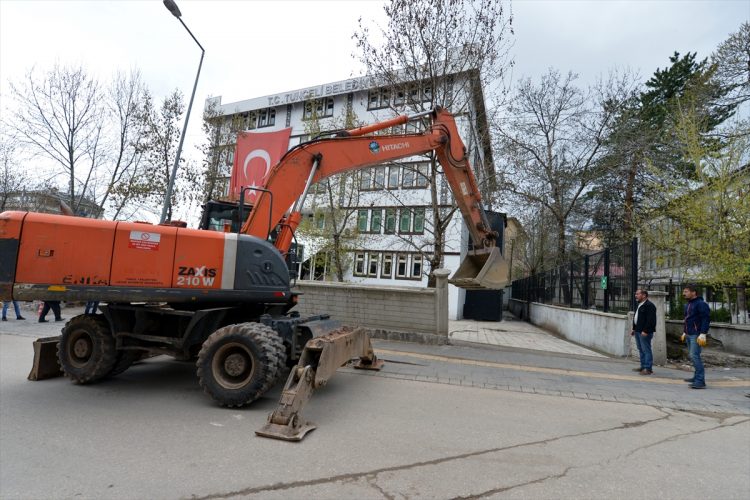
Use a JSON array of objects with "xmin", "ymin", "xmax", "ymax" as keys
[{"xmin": 0, "ymin": 107, "xmax": 508, "ymax": 440}]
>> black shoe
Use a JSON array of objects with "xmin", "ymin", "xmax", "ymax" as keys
[
  {"xmin": 38, "ymin": 319, "xmax": 48, "ymax": 323},
  {"xmin": 639, "ymin": 369, "xmax": 653, "ymax": 375},
  {"xmin": 54, "ymin": 317, "xmax": 64, "ymax": 322},
  {"xmin": 684, "ymin": 378, "xmax": 695, "ymax": 383},
  {"xmin": 17, "ymin": 316, "xmax": 25, "ymax": 320},
  {"xmin": 1, "ymin": 317, "xmax": 6, "ymax": 321},
  {"xmin": 632, "ymin": 368, "xmax": 644, "ymax": 372},
  {"xmin": 690, "ymin": 384, "xmax": 706, "ymax": 389}
]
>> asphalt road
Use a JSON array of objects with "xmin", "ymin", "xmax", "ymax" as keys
[{"xmin": 1, "ymin": 327, "xmax": 749, "ymax": 500}]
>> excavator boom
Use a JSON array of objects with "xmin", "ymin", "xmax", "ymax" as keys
[{"xmin": 244, "ymin": 107, "xmax": 508, "ymax": 290}]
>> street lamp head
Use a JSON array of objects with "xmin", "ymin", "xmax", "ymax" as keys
[{"xmin": 163, "ymin": 0, "xmax": 182, "ymax": 18}]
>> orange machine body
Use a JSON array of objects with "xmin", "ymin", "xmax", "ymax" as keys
[{"xmin": 1, "ymin": 211, "xmax": 290, "ymax": 303}]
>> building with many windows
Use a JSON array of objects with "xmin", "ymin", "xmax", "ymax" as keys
[{"xmin": 205, "ymin": 70, "xmax": 499, "ymax": 319}]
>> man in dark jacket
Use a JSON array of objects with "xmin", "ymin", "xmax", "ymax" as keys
[
  {"xmin": 682, "ymin": 284, "xmax": 711, "ymax": 389},
  {"xmin": 632, "ymin": 289, "xmax": 657, "ymax": 375}
]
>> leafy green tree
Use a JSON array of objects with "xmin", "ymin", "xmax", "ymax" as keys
[
  {"xmin": 638, "ymin": 103, "xmax": 749, "ymax": 318},
  {"xmin": 591, "ymin": 52, "xmax": 737, "ymax": 244}
]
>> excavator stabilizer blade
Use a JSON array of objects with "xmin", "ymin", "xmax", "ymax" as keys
[
  {"xmin": 448, "ymin": 247, "xmax": 509, "ymax": 290},
  {"xmin": 28, "ymin": 336, "xmax": 63, "ymax": 381},
  {"xmin": 255, "ymin": 419, "xmax": 317, "ymax": 442},
  {"xmin": 256, "ymin": 326, "xmax": 383, "ymax": 442}
]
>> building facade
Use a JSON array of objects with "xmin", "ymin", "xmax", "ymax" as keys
[{"xmin": 206, "ymin": 71, "xmax": 497, "ymax": 319}]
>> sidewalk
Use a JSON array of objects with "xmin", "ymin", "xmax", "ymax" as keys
[{"xmin": 449, "ymin": 312, "xmax": 606, "ymax": 357}]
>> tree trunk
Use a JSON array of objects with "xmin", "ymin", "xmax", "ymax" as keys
[
  {"xmin": 737, "ymin": 280, "xmax": 747, "ymax": 324},
  {"xmin": 622, "ymin": 156, "xmax": 638, "ymax": 238}
]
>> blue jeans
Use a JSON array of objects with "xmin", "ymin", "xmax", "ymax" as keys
[
  {"xmin": 635, "ymin": 332, "xmax": 653, "ymax": 370},
  {"xmin": 2, "ymin": 301, "xmax": 22, "ymax": 319},
  {"xmin": 686, "ymin": 334, "xmax": 705, "ymax": 386}
]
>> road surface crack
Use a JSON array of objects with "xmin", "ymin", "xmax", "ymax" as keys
[{"xmin": 188, "ymin": 413, "xmax": 670, "ymax": 500}]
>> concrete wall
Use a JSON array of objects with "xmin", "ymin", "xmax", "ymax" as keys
[
  {"xmin": 666, "ymin": 320, "xmax": 750, "ymax": 356},
  {"xmin": 292, "ymin": 272, "xmax": 451, "ymax": 344},
  {"xmin": 509, "ymin": 299, "xmax": 630, "ymax": 356}
]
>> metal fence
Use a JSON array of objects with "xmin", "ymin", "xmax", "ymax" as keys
[
  {"xmin": 511, "ymin": 240, "xmax": 638, "ymax": 314},
  {"xmin": 645, "ymin": 281, "xmax": 749, "ymax": 324}
]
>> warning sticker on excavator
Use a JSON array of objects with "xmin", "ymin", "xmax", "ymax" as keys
[{"xmin": 129, "ymin": 231, "xmax": 161, "ymax": 251}]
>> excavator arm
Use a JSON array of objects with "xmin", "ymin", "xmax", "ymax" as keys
[{"xmin": 242, "ymin": 107, "xmax": 508, "ymax": 290}]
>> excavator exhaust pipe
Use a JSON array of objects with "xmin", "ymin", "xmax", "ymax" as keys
[{"xmin": 448, "ymin": 247, "xmax": 509, "ymax": 290}]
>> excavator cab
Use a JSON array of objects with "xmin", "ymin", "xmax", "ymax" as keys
[{"xmin": 199, "ymin": 200, "xmax": 252, "ymax": 232}]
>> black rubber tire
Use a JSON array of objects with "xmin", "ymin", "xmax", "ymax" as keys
[
  {"xmin": 109, "ymin": 350, "xmax": 143, "ymax": 377},
  {"xmin": 57, "ymin": 315, "xmax": 117, "ymax": 384},
  {"xmin": 196, "ymin": 323, "xmax": 286, "ymax": 407}
]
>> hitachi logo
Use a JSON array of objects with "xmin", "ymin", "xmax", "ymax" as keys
[{"xmin": 381, "ymin": 142, "xmax": 410, "ymax": 151}]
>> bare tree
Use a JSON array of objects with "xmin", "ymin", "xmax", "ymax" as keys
[
  {"xmin": 712, "ymin": 21, "xmax": 750, "ymax": 110},
  {"xmin": 353, "ymin": 0, "xmax": 513, "ymax": 286},
  {"xmin": 495, "ymin": 69, "xmax": 625, "ymax": 266},
  {"xmin": 0, "ymin": 126, "xmax": 30, "ymax": 211},
  {"xmin": 8, "ymin": 64, "xmax": 104, "ymax": 211},
  {"xmin": 135, "ymin": 89, "xmax": 199, "ymax": 222}
]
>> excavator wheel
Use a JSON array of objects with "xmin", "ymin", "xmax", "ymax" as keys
[
  {"xmin": 196, "ymin": 323, "xmax": 286, "ymax": 407},
  {"xmin": 57, "ymin": 315, "xmax": 117, "ymax": 384}
]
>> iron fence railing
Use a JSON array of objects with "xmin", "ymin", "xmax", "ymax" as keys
[
  {"xmin": 511, "ymin": 239, "xmax": 638, "ymax": 314},
  {"xmin": 645, "ymin": 281, "xmax": 749, "ymax": 324}
]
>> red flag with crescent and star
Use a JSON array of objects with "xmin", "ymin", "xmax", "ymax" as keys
[{"xmin": 229, "ymin": 127, "xmax": 292, "ymax": 202}]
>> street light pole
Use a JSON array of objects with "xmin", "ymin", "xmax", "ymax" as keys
[{"xmin": 160, "ymin": 0, "xmax": 205, "ymax": 224}]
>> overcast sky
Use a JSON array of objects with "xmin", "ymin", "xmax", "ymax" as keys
[{"xmin": 1, "ymin": 0, "xmax": 747, "ymax": 177}]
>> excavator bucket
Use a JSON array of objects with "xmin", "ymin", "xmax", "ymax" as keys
[
  {"xmin": 448, "ymin": 247, "xmax": 509, "ymax": 290},
  {"xmin": 256, "ymin": 326, "xmax": 383, "ymax": 441},
  {"xmin": 28, "ymin": 336, "xmax": 63, "ymax": 381}
]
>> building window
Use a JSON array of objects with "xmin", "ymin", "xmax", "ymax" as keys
[
  {"xmin": 367, "ymin": 253, "xmax": 379, "ymax": 277},
  {"xmin": 402, "ymin": 167, "xmax": 415, "ymax": 188},
  {"xmin": 354, "ymin": 253, "xmax": 366, "ymax": 276},
  {"xmin": 360, "ymin": 170, "xmax": 371, "ymax": 190},
  {"xmin": 370, "ymin": 209, "xmax": 382, "ymax": 233},
  {"xmin": 412, "ymin": 254, "xmax": 423, "ymax": 278},
  {"xmin": 394, "ymin": 88, "xmax": 405, "ymax": 107},
  {"xmin": 381, "ymin": 253, "xmax": 393, "ymax": 278},
  {"xmin": 413, "ymin": 208, "xmax": 425, "ymax": 233},
  {"xmin": 399, "ymin": 209, "xmax": 411, "ymax": 233},
  {"xmin": 422, "ymin": 85, "xmax": 433, "ymax": 102},
  {"xmin": 357, "ymin": 209, "xmax": 368, "ymax": 232},
  {"xmin": 396, "ymin": 254, "xmax": 408, "ymax": 278},
  {"xmin": 303, "ymin": 98, "xmax": 334, "ymax": 120},
  {"xmin": 415, "ymin": 163, "xmax": 429, "ymax": 188},
  {"xmin": 315, "ymin": 212, "xmax": 325, "ymax": 229},
  {"xmin": 359, "ymin": 167, "xmax": 385, "ymax": 191},
  {"xmin": 373, "ymin": 166, "xmax": 386, "ymax": 189},
  {"xmin": 258, "ymin": 108, "xmax": 275, "ymax": 128},
  {"xmin": 367, "ymin": 88, "xmax": 390, "ymax": 110},
  {"xmin": 385, "ymin": 208, "xmax": 396, "ymax": 234},
  {"xmin": 388, "ymin": 165, "xmax": 400, "ymax": 189}
]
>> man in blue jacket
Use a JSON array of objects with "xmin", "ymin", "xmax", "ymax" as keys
[
  {"xmin": 682, "ymin": 284, "xmax": 711, "ymax": 389},
  {"xmin": 632, "ymin": 289, "xmax": 657, "ymax": 375}
]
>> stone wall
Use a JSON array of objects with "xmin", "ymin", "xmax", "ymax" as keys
[
  {"xmin": 292, "ymin": 271, "xmax": 450, "ymax": 344},
  {"xmin": 666, "ymin": 320, "xmax": 750, "ymax": 356}
]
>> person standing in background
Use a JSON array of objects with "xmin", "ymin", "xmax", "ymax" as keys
[
  {"xmin": 39, "ymin": 300, "xmax": 63, "ymax": 323},
  {"xmin": 2, "ymin": 300, "xmax": 25, "ymax": 321},
  {"xmin": 631, "ymin": 289, "xmax": 656, "ymax": 375},
  {"xmin": 682, "ymin": 284, "xmax": 710, "ymax": 389}
]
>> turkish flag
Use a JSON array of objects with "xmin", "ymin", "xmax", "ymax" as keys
[{"xmin": 229, "ymin": 128, "xmax": 292, "ymax": 202}]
